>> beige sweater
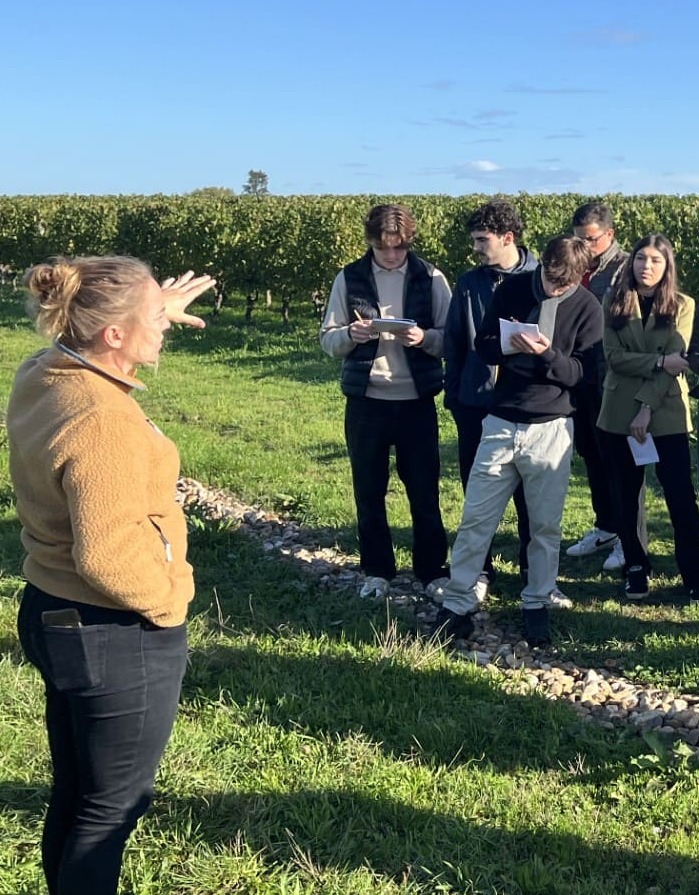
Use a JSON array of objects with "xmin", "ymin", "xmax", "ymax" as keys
[
  {"xmin": 7, "ymin": 347, "xmax": 194, "ymax": 626},
  {"xmin": 320, "ymin": 256, "xmax": 451, "ymax": 400}
]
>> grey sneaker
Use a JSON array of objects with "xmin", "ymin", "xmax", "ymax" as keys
[{"xmin": 548, "ymin": 587, "xmax": 573, "ymax": 609}]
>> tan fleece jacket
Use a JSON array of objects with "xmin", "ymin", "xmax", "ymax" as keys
[{"xmin": 7, "ymin": 347, "xmax": 194, "ymax": 626}]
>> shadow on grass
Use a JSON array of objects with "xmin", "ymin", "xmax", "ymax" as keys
[
  {"xmin": 3, "ymin": 779, "xmax": 698, "ymax": 894},
  {"xmin": 154, "ymin": 786, "xmax": 699, "ymax": 894},
  {"xmin": 0, "ymin": 634, "xmax": 24, "ymax": 664},
  {"xmin": 188, "ymin": 517, "xmax": 699, "ymax": 698},
  {"xmin": 0, "ymin": 780, "xmax": 46, "ymax": 814},
  {"xmin": 182, "ymin": 639, "xmax": 641, "ymax": 778},
  {"xmin": 0, "ymin": 535, "xmax": 24, "ymax": 578},
  {"xmin": 551, "ymin": 606, "xmax": 699, "ymax": 691}
]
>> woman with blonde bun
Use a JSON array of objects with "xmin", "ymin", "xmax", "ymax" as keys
[{"xmin": 7, "ymin": 257, "xmax": 214, "ymax": 895}]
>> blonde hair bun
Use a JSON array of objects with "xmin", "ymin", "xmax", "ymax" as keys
[{"xmin": 23, "ymin": 255, "xmax": 152, "ymax": 350}]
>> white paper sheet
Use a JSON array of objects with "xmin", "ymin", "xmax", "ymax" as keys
[
  {"xmin": 626, "ymin": 434, "xmax": 659, "ymax": 466},
  {"xmin": 499, "ymin": 318, "xmax": 542, "ymax": 355}
]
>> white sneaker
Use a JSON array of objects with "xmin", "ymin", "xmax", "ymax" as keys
[
  {"xmin": 425, "ymin": 576, "xmax": 450, "ymax": 602},
  {"xmin": 359, "ymin": 576, "xmax": 390, "ymax": 599},
  {"xmin": 474, "ymin": 573, "xmax": 489, "ymax": 604},
  {"xmin": 548, "ymin": 587, "xmax": 573, "ymax": 609},
  {"xmin": 566, "ymin": 528, "xmax": 618, "ymax": 557},
  {"xmin": 602, "ymin": 540, "xmax": 625, "ymax": 571}
]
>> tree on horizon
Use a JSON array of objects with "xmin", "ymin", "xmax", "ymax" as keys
[{"xmin": 242, "ymin": 170, "xmax": 270, "ymax": 197}]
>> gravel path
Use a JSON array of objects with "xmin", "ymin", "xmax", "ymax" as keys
[{"xmin": 177, "ymin": 476, "xmax": 699, "ymax": 753}]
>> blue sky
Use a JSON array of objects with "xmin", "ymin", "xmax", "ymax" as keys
[{"xmin": 3, "ymin": 0, "xmax": 698, "ymax": 196}]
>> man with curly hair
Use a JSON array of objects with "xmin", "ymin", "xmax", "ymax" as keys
[{"xmin": 443, "ymin": 200, "xmax": 537, "ymax": 598}]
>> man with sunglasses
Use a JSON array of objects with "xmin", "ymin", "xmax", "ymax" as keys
[
  {"xmin": 567, "ymin": 202, "xmax": 635, "ymax": 570},
  {"xmin": 320, "ymin": 204, "xmax": 451, "ymax": 599}
]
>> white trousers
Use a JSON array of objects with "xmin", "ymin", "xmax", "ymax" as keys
[{"xmin": 442, "ymin": 414, "xmax": 574, "ymax": 613}]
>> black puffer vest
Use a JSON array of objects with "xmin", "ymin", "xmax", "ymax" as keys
[{"xmin": 340, "ymin": 250, "xmax": 443, "ymax": 398}]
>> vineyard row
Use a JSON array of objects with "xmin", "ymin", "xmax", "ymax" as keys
[{"xmin": 2, "ymin": 193, "xmax": 699, "ymax": 298}]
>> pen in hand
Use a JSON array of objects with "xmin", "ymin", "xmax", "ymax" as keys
[{"xmin": 351, "ymin": 308, "xmax": 379, "ymax": 342}]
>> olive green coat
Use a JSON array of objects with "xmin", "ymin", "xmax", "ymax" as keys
[{"xmin": 597, "ymin": 291, "xmax": 694, "ymax": 436}]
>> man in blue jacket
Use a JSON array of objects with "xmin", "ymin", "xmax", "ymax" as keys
[{"xmin": 443, "ymin": 201, "xmax": 537, "ymax": 597}]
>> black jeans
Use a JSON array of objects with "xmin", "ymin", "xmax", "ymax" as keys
[
  {"xmin": 345, "ymin": 395, "xmax": 448, "ymax": 584},
  {"xmin": 604, "ymin": 433, "xmax": 699, "ymax": 589},
  {"xmin": 573, "ymin": 385, "xmax": 647, "ymax": 546},
  {"xmin": 17, "ymin": 583, "xmax": 188, "ymax": 895},
  {"xmin": 450, "ymin": 402, "xmax": 530, "ymax": 577}
]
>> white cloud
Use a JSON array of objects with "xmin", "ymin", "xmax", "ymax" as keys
[
  {"xmin": 447, "ymin": 161, "xmax": 582, "ymax": 192},
  {"xmin": 470, "ymin": 160, "xmax": 501, "ymax": 172}
]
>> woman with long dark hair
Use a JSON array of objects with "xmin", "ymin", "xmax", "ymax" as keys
[{"xmin": 597, "ymin": 233, "xmax": 699, "ymax": 600}]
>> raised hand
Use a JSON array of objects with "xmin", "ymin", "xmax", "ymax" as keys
[{"xmin": 161, "ymin": 271, "xmax": 216, "ymax": 329}]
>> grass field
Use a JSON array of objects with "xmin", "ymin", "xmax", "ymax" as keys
[{"xmin": 1, "ymin": 288, "xmax": 699, "ymax": 894}]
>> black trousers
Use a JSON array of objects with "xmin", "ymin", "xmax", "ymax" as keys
[
  {"xmin": 345, "ymin": 395, "xmax": 448, "ymax": 584},
  {"xmin": 604, "ymin": 432, "xmax": 699, "ymax": 589},
  {"xmin": 450, "ymin": 402, "xmax": 530, "ymax": 577},
  {"xmin": 574, "ymin": 384, "xmax": 648, "ymax": 547},
  {"xmin": 17, "ymin": 584, "xmax": 187, "ymax": 895}
]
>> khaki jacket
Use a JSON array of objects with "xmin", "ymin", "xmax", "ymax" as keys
[
  {"xmin": 597, "ymin": 292, "xmax": 694, "ymax": 436},
  {"xmin": 7, "ymin": 347, "xmax": 194, "ymax": 626}
]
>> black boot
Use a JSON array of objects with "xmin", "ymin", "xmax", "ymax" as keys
[
  {"xmin": 522, "ymin": 607, "xmax": 550, "ymax": 648},
  {"xmin": 430, "ymin": 607, "xmax": 475, "ymax": 643}
]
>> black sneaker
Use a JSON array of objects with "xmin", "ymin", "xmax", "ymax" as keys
[
  {"xmin": 625, "ymin": 565, "xmax": 649, "ymax": 600},
  {"xmin": 430, "ymin": 607, "xmax": 474, "ymax": 643},
  {"xmin": 522, "ymin": 607, "xmax": 551, "ymax": 648}
]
